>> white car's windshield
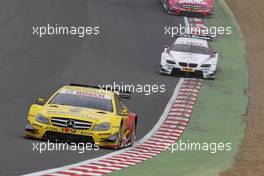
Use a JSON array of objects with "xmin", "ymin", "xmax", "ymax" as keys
[{"xmin": 171, "ymin": 44, "xmax": 210, "ymax": 55}]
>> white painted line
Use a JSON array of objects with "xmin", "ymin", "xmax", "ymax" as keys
[
  {"xmin": 172, "ymin": 104, "xmax": 193, "ymax": 108},
  {"xmin": 150, "ymin": 136, "xmax": 177, "ymax": 142},
  {"xmin": 184, "ymin": 17, "xmax": 191, "ymax": 34},
  {"xmin": 161, "ymin": 124, "xmax": 186, "ymax": 130},
  {"xmin": 139, "ymin": 143, "xmax": 166, "ymax": 150},
  {"xmin": 121, "ymin": 153, "xmax": 152, "ymax": 159},
  {"xmin": 174, "ymin": 100, "xmax": 195, "ymax": 105},
  {"xmin": 178, "ymin": 92, "xmax": 198, "ymax": 97},
  {"xmin": 167, "ymin": 116, "xmax": 190, "ymax": 122},
  {"xmin": 136, "ymin": 146, "xmax": 165, "ymax": 152},
  {"xmin": 47, "ymin": 174, "xmax": 66, "ymax": 176},
  {"xmin": 165, "ymin": 119, "xmax": 188, "ymax": 124},
  {"xmin": 170, "ymin": 108, "xmax": 192, "ymax": 113},
  {"xmin": 168, "ymin": 112, "xmax": 191, "ymax": 117},
  {"xmin": 158, "ymin": 128, "xmax": 183, "ymax": 133},
  {"xmin": 179, "ymin": 89, "xmax": 199, "ymax": 93}
]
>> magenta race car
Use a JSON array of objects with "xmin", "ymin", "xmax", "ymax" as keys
[{"xmin": 161, "ymin": 0, "xmax": 213, "ymax": 17}]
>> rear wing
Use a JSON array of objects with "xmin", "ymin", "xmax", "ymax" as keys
[
  {"xmin": 174, "ymin": 33, "xmax": 214, "ymax": 41},
  {"xmin": 69, "ymin": 83, "xmax": 131, "ymax": 99}
]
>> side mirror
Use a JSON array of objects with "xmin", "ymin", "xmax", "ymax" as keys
[
  {"xmin": 35, "ymin": 98, "xmax": 46, "ymax": 105},
  {"xmin": 121, "ymin": 109, "xmax": 128, "ymax": 115},
  {"xmin": 210, "ymin": 51, "xmax": 217, "ymax": 57},
  {"xmin": 164, "ymin": 45, "xmax": 170, "ymax": 53}
]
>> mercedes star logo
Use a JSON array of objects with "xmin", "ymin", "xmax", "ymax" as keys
[{"xmin": 66, "ymin": 120, "xmax": 75, "ymax": 128}]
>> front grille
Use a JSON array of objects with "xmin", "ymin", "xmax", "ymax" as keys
[
  {"xmin": 171, "ymin": 68, "xmax": 204, "ymax": 78},
  {"xmin": 179, "ymin": 62, "xmax": 198, "ymax": 68},
  {"xmin": 166, "ymin": 60, "xmax": 176, "ymax": 64},
  {"xmin": 179, "ymin": 62, "xmax": 188, "ymax": 67},
  {"xmin": 43, "ymin": 131, "xmax": 94, "ymax": 143},
  {"xmin": 189, "ymin": 63, "xmax": 198, "ymax": 68},
  {"xmin": 51, "ymin": 117, "xmax": 92, "ymax": 130},
  {"xmin": 182, "ymin": 4, "xmax": 205, "ymax": 10}
]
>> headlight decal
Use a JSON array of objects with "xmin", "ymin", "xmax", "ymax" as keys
[
  {"xmin": 201, "ymin": 64, "xmax": 211, "ymax": 68},
  {"xmin": 35, "ymin": 113, "xmax": 50, "ymax": 125},
  {"xmin": 93, "ymin": 122, "xmax": 111, "ymax": 131}
]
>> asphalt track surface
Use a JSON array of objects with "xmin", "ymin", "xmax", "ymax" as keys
[{"xmin": 0, "ymin": 0, "xmax": 184, "ymax": 175}]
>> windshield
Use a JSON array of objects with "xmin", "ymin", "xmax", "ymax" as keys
[
  {"xmin": 49, "ymin": 93, "xmax": 113, "ymax": 112},
  {"xmin": 171, "ymin": 44, "xmax": 210, "ymax": 55}
]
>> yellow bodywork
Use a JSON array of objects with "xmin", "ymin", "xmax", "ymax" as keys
[{"xmin": 25, "ymin": 85, "xmax": 130, "ymax": 148}]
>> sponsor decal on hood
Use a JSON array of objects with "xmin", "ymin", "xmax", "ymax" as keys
[{"xmin": 60, "ymin": 89, "xmax": 112, "ymax": 100}]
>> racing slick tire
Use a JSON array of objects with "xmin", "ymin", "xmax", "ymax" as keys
[
  {"xmin": 114, "ymin": 123, "xmax": 123, "ymax": 150},
  {"xmin": 130, "ymin": 122, "xmax": 136, "ymax": 146}
]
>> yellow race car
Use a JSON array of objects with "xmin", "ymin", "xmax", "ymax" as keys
[{"xmin": 25, "ymin": 84, "xmax": 138, "ymax": 149}]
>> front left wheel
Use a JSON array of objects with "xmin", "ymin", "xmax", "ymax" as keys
[{"xmin": 114, "ymin": 124, "xmax": 123, "ymax": 150}]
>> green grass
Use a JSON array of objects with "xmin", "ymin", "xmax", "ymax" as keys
[{"xmin": 108, "ymin": 0, "xmax": 248, "ymax": 175}]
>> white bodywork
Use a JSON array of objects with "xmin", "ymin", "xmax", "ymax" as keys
[{"xmin": 160, "ymin": 37, "xmax": 218, "ymax": 79}]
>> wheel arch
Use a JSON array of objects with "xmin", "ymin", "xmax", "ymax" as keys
[{"xmin": 128, "ymin": 113, "xmax": 137, "ymax": 131}]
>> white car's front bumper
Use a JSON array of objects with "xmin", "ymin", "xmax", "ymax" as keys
[{"xmin": 159, "ymin": 62, "xmax": 216, "ymax": 79}]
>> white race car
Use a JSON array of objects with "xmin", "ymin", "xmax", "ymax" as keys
[{"xmin": 160, "ymin": 34, "xmax": 218, "ymax": 79}]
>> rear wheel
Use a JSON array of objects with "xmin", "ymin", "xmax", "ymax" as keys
[{"xmin": 130, "ymin": 122, "xmax": 136, "ymax": 145}]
